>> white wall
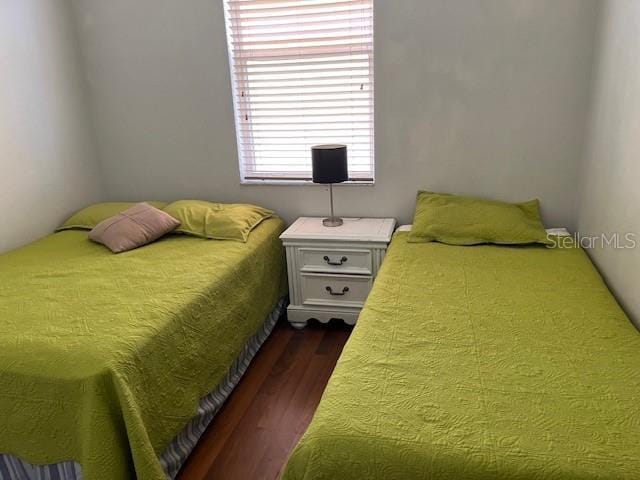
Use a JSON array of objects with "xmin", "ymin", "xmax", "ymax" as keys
[
  {"xmin": 0, "ymin": 0, "xmax": 104, "ymax": 253},
  {"xmin": 71, "ymin": 0, "xmax": 599, "ymax": 228},
  {"xmin": 577, "ymin": 0, "xmax": 640, "ymax": 326}
]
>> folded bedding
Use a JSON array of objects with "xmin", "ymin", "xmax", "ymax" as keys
[
  {"xmin": 282, "ymin": 231, "xmax": 640, "ymax": 479},
  {"xmin": 0, "ymin": 217, "xmax": 287, "ymax": 479}
]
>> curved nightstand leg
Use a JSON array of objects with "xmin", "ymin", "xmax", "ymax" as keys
[
  {"xmin": 287, "ymin": 309, "xmax": 309, "ymax": 330},
  {"xmin": 289, "ymin": 320, "xmax": 308, "ymax": 330}
]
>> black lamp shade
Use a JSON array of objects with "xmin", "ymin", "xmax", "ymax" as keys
[{"xmin": 311, "ymin": 144, "xmax": 348, "ymax": 184}]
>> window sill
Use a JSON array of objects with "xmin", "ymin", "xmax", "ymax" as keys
[{"xmin": 240, "ymin": 180, "xmax": 375, "ymax": 186}]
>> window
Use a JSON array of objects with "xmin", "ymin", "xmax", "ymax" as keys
[{"xmin": 224, "ymin": 0, "xmax": 374, "ymax": 183}]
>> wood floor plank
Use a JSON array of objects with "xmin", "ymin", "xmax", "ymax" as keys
[
  {"xmin": 177, "ymin": 322, "xmax": 295, "ymax": 479},
  {"xmin": 205, "ymin": 328, "xmax": 326, "ymax": 478},
  {"xmin": 288, "ymin": 333, "xmax": 348, "ymax": 435},
  {"xmin": 178, "ymin": 318, "xmax": 351, "ymax": 480},
  {"xmin": 252, "ymin": 429, "xmax": 302, "ymax": 480},
  {"xmin": 255, "ymin": 328, "xmax": 326, "ymax": 430}
]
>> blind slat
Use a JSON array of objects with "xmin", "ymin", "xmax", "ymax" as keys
[
  {"xmin": 232, "ymin": 33, "xmax": 371, "ymax": 48},
  {"xmin": 238, "ymin": 137, "xmax": 371, "ymax": 142},
  {"xmin": 244, "ymin": 147, "xmax": 372, "ymax": 152},
  {"xmin": 245, "ymin": 71, "xmax": 370, "ymax": 81},
  {"xmin": 238, "ymin": 92, "xmax": 371, "ymax": 101},
  {"xmin": 236, "ymin": 81, "xmax": 371, "ymax": 92},
  {"xmin": 234, "ymin": 57, "xmax": 368, "ymax": 69},
  {"xmin": 230, "ymin": 23, "xmax": 371, "ymax": 38},
  {"xmin": 233, "ymin": 50, "xmax": 369, "ymax": 63},
  {"xmin": 235, "ymin": 64, "xmax": 370, "ymax": 75},
  {"xmin": 228, "ymin": 2, "xmax": 372, "ymax": 19},
  {"xmin": 230, "ymin": 11, "xmax": 372, "ymax": 28},
  {"xmin": 247, "ymin": 100, "xmax": 371, "ymax": 107},
  {"xmin": 225, "ymin": 0, "xmax": 374, "ymax": 182},
  {"xmin": 227, "ymin": 0, "xmax": 370, "ymax": 12},
  {"xmin": 226, "ymin": 0, "xmax": 359, "ymax": 5},
  {"xmin": 242, "ymin": 72, "xmax": 371, "ymax": 82},
  {"xmin": 232, "ymin": 44, "xmax": 371, "ymax": 58},
  {"xmin": 246, "ymin": 123, "xmax": 373, "ymax": 128},
  {"xmin": 237, "ymin": 126, "xmax": 372, "ymax": 132}
]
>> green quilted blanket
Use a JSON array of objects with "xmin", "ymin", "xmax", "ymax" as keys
[
  {"xmin": 283, "ymin": 232, "xmax": 640, "ymax": 479},
  {"xmin": 0, "ymin": 218, "xmax": 286, "ymax": 479}
]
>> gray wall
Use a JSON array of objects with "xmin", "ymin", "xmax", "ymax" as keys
[
  {"xmin": 71, "ymin": 0, "xmax": 599, "ymax": 227},
  {"xmin": 577, "ymin": 0, "xmax": 640, "ymax": 326},
  {"xmin": 0, "ymin": 0, "xmax": 104, "ymax": 253}
]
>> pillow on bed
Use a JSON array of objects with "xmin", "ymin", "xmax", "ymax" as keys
[
  {"xmin": 57, "ymin": 201, "xmax": 167, "ymax": 231},
  {"xmin": 89, "ymin": 202, "xmax": 180, "ymax": 253},
  {"xmin": 407, "ymin": 191, "xmax": 551, "ymax": 246},
  {"xmin": 163, "ymin": 200, "xmax": 273, "ymax": 242}
]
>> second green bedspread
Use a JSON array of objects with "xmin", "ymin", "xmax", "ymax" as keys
[{"xmin": 283, "ymin": 231, "xmax": 640, "ymax": 479}]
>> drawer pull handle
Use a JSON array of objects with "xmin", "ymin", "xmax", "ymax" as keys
[
  {"xmin": 326, "ymin": 286, "xmax": 349, "ymax": 296},
  {"xmin": 323, "ymin": 255, "xmax": 348, "ymax": 266}
]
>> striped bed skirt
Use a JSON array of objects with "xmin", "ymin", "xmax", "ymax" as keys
[{"xmin": 0, "ymin": 297, "xmax": 287, "ymax": 480}]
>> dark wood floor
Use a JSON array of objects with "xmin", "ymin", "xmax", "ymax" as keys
[{"xmin": 177, "ymin": 317, "xmax": 352, "ymax": 480}]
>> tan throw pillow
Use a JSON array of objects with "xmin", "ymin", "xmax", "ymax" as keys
[{"xmin": 89, "ymin": 202, "xmax": 181, "ymax": 253}]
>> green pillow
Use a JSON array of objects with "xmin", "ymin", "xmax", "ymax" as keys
[
  {"xmin": 407, "ymin": 191, "xmax": 551, "ymax": 246},
  {"xmin": 163, "ymin": 200, "xmax": 273, "ymax": 242},
  {"xmin": 57, "ymin": 202, "xmax": 167, "ymax": 231}
]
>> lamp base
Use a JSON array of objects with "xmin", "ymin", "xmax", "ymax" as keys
[{"xmin": 322, "ymin": 216, "xmax": 343, "ymax": 227}]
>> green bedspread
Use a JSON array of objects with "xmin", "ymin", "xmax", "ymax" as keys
[
  {"xmin": 0, "ymin": 218, "xmax": 286, "ymax": 479},
  {"xmin": 283, "ymin": 231, "xmax": 640, "ymax": 480}
]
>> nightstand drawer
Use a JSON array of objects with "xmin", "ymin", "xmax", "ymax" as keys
[
  {"xmin": 301, "ymin": 273, "xmax": 372, "ymax": 308},
  {"xmin": 299, "ymin": 248, "xmax": 372, "ymax": 275}
]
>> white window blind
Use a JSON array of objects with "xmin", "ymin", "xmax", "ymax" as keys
[{"xmin": 223, "ymin": 0, "xmax": 374, "ymax": 182}]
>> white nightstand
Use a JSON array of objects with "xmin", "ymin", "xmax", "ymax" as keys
[{"xmin": 280, "ymin": 217, "xmax": 396, "ymax": 329}]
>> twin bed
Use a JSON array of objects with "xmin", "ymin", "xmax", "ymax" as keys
[
  {"xmin": 2, "ymin": 199, "xmax": 640, "ymax": 480},
  {"xmin": 0, "ymin": 216, "xmax": 287, "ymax": 479},
  {"xmin": 282, "ymin": 229, "xmax": 640, "ymax": 479}
]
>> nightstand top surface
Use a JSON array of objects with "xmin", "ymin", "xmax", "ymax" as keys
[{"xmin": 280, "ymin": 217, "xmax": 396, "ymax": 243}]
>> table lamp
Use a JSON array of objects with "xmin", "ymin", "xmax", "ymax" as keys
[{"xmin": 312, "ymin": 144, "xmax": 348, "ymax": 227}]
